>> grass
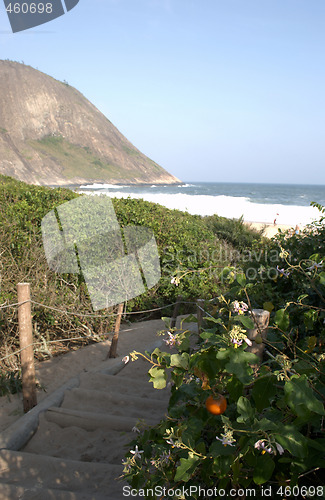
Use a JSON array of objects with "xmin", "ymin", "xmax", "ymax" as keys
[{"xmin": 30, "ymin": 135, "xmax": 124, "ymax": 180}]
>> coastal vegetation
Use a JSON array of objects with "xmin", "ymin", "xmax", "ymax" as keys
[
  {"xmin": 0, "ymin": 173, "xmax": 261, "ymax": 377},
  {"xmin": 0, "ymin": 173, "xmax": 324, "ymax": 491},
  {"xmin": 123, "ymin": 205, "xmax": 325, "ymax": 494}
]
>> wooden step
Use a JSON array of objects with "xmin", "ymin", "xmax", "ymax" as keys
[
  {"xmin": 0, "ymin": 483, "xmax": 117, "ymax": 500},
  {"xmin": 22, "ymin": 414, "xmax": 135, "ymax": 465},
  {"xmin": 0, "ymin": 450, "xmax": 123, "ymax": 497},
  {"xmin": 46, "ymin": 406, "xmax": 157, "ymax": 432},
  {"xmin": 61, "ymin": 388, "xmax": 168, "ymax": 418},
  {"xmin": 78, "ymin": 372, "xmax": 170, "ymax": 400}
]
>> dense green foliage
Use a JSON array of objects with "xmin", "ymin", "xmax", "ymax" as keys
[
  {"xmin": 0, "ymin": 174, "xmax": 262, "ymax": 382},
  {"xmin": 123, "ymin": 209, "xmax": 325, "ymax": 495},
  {"xmin": 205, "ymin": 214, "xmax": 264, "ymax": 250}
]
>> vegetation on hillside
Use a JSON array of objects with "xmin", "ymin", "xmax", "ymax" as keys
[
  {"xmin": 30, "ymin": 135, "xmax": 126, "ymax": 181},
  {"xmin": 0, "ymin": 174, "xmax": 262, "ymax": 377}
]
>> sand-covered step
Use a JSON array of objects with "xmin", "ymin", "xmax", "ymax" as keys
[
  {"xmin": 45, "ymin": 406, "xmax": 158, "ymax": 432},
  {"xmin": 0, "ymin": 483, "xmax": 115, "ymax": 500},
  {"xmin": 23, "ymin": 414, "xmax": 137, "ymax": 465},
  {"xmin": 78, "ymin": 372, "xmax": 170, "ymax": 401},
  {"xmin": 60, "ymin": 388, "xmax": 168, "ymax": 418},
  {"xmin": 0, "ymin": 449, "xmax": 123, "ymax": 496}
]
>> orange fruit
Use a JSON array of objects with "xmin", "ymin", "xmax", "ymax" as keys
[{"xmin": 205, "ymin": 394, "xmax": 227, "ymax": 415}]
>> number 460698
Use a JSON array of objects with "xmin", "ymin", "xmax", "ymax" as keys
[{"xmin": 6, "ymin": 3, "xmax": 53, "ymax": 14}]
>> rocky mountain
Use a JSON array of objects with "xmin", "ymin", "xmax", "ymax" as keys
[{"xmin": 0, "ymin": 60, "xmax": 181, "ymax": 186}]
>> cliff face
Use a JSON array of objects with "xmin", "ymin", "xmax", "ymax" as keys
[{"xmin": 0, "ymin": 61, "xmax": 181, "ymax": 186}]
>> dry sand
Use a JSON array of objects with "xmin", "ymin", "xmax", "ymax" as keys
[
  {"xmin": 0, "ymin": 317, "xmax": 172, "ymax": 433},
  {"xmin": 0, "ymin": 316, "xmax": 197, "ymax": 498},
  {"xmin": 245, "ymin": 221, "xmax": 295, "ymax": 238}
]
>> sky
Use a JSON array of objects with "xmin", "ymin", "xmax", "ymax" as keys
[{"xmin": 0, "ymin": 0, "xmax": 325, "ymax": 184}]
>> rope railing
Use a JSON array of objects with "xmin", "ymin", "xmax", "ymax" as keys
[
  {"xmin": 0, "ymin": 327, "xmax": 136, "ymax": 364},
  {"xmin": 0, "ymin": 288, "xmax": 201, "ymax": 369},
  {"xmin": 0, "ymin": 298, "xmax": 198, "ymax": 316},
  {"xmin": 1, "ymin": 284, "xmax": 273, "ymax": 413}
]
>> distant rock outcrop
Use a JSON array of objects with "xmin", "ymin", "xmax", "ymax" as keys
[{"xmin": 0, "ymin": 60, "xmax": 181, "ymax": 186}]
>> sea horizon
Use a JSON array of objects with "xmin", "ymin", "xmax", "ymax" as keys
[{"xmin": 77, "ymin": 181, "xmax": 325, "ymax": 227}]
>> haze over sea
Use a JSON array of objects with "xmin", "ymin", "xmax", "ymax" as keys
[{"xmin": 78, "ymin": 182, "xmax": 325, "ymax": 227}]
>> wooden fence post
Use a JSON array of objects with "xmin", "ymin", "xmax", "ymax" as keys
[
  {"xmin": 17, "ymin": 283, "xmax": 37, "ymax": 413},
  {"xmin": 170, "ymin": 295, "xmax": 182, "ymax": 329},
  {"xmin": 108, "ymin": 302, "xmax": 124, "ymax": 358},
  {"xmin": 196, "ymin": 299, "xmax": 205, "ymax": 334},
  {"xmin": 246, "ymin": 309, "xmax": 270, "ymax": 363}
]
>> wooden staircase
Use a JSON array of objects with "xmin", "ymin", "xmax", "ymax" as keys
[{"xmin": 0, "ymin": 359, "xmax": 170, "ymax": 499}]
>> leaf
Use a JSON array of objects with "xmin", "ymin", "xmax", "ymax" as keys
[
  {"xmin": 274, "ymin": 308, "xmax": 290, "ymax": 331},
  {"xmin": 182, "ymin": 417, "xmax": 204, "ymax": 447},
  {"xmin": 210, "ymin": 440, "xmax": 235, "ymax": 457},
  {"xmin": 253, "ymin": 453, "xmax": 275, "ymax": 484},
  {"xmin": 284, "ymin": 375, "xmax": 325, "ymax": 417},
  {"xmin": 171, "ymin": 353, "xmax": 189, "ymax": 370},
  {"xmin": 161, "ymin": 316, "xmax": 171, "ymax": 329},
  {"xmin": 181, "ymin": 314, "xmax": 197, "ymax": 325},
  {"xmin": 226, "ymin": 376, "xmax": 244, "ymax": 401},
  {"xmin": 174, "ymin": 454, "xmax": 200, "ymax": 482},
  {"xmin": 193, "ymin": 367, "xmax": 210, "ymax": 390},
  {"xmin": 237, "ymin": 315, "xmax": 255, "ymax": 330},
  {"xmin": 225, "ymin": 350, "xmax": 258, "ymax": 384},
  {"xmin": 304, "ymin": 310, "xmax": 318, "ymax": 331},
  {"xmin": 257, "ymin": 418, "xmax": 278, "ymax": 432},
  {"xmin": 236, "ymin": 396, "xmax": 255, "ymax": 423},
  {"xmin": 236, "ymin": 273, "xmax": 246, "ymax": 286},
  {"xmin": 252, "ymin": 375, "xmax": 277, "ymax": 412},
  {"xmin": 263, "ymin": 301, "xmax": 274, "ymax": 312},
  {"xmin": 205, "ymin": 316, "xmax": 224, "ymax": 325},
  {"xmin": 148, "ymin": 366, "xmax": 167, "ymax": 389},
  {"xmin": 319, "ymin": 272, "xmax": 325, "ymax": 286},
  {"xmin": 274, "ymin": 426, "xmax": 308, "ymax": 458},
  {"xmin": 305, "ymin": 336, "xmax": 317, "ymax": 353}
]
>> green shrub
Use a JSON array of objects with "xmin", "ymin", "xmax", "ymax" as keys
[
  {"xmin": 0, "ymin": 175, "xmax": 257, "ymax": 370},
  {"xmin": 123, "ymin": 266, "xmax": 325, "ymax": 495}
]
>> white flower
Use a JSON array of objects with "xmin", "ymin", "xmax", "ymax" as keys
[
  {"xmin": 216, "ymin": 435, "xmax": 236, "ymax": 447},
  {"xmin": 130, "ymin": 445, "xmax": 144, "ymax": 459},
  {"xmin": 244, "ymin": 337, "xmax": 253, "ymax": 346},
  {"xmin": 306, "ymin": 260, "xmax": 323, "ymax": 271},
  {"xmin": 275, "ymin": 442, "xmax": 284, "ymax": 455},
  {"xmin": 254, "ymin": 439, "xmax": 273, "ymax": 454},
  {"xmin": 122, "ymin": 355, "xmax": 130, "ymax": 364},
  {"xmin": 132, "ymin": 426, "xmax": 140, "ymax": 433},
  {"xmin": 231, "ymin": 300, "xmax": 249, "ymax": 314},
  {"xmin": 163, "ymin": 331, "xmax": 179, "ymax": 348},
  {"xmin": 231, "ymin": 338, "xmax": 243, "ymax": 348},
  {"xmin": 170, "ymin": 277, "xmax": 180, "ymax": 286}
]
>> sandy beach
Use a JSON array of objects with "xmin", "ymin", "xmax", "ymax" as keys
[{"xmin": 245, "ymin": 221, "xmax": 295, "ymax": 238}]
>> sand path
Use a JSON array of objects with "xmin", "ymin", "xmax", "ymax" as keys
[{"xmin": 0, "ymin": 316, "xmax": 192, "ymax": 499}]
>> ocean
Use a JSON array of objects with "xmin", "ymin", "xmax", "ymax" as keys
[{"xmin": 77, "ymin": 182, "xmax": 325, "ymax": 227}]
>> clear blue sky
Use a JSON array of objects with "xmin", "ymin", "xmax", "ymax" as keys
[{"xmin": 1, "ymin": 0, "xmax": 324, "ymax": 184}]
